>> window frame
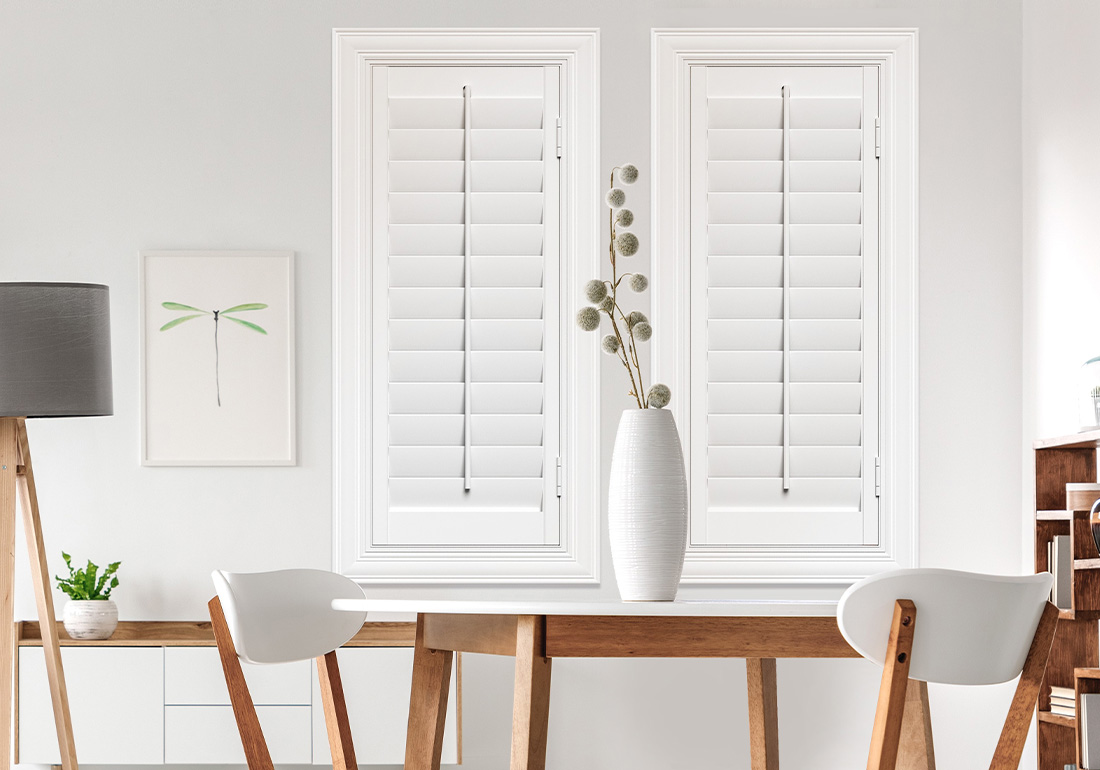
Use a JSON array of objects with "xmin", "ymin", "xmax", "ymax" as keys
[
  {"xmin": 333, "ymin": 29, "xmax": 601, "ymax": 583},
  {"xmin": 651, "ymin": 29, "xmax": 918, "ymax": 584}
]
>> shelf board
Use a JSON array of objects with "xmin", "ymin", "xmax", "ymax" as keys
[
  {"xmin": 1074, "ymin": 559, "xmax": 1100, "ymax": 570},
  {"xmin": 1037, "ymin": 509, "xmax": 1073, "ymax": 521},
  {"xmin": 1038, "ymin": 710, "xmax": 1076, "ymax": 728},
  {"xmin": 1077, "ymin": 667, "xmax": 1100, "ymax": 680},
  {"xmin": 1035, "ymin": 429, "xmax": 1100, "ymax": 450}
]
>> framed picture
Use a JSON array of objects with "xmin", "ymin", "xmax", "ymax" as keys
[{"xmin": 141, "ymin": 250, "xmax": 296, "ymax": 465}]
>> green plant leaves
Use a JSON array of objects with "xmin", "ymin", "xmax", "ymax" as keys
[
  {"xmin": 55, "ymin": 553, "xmax": 120, "ymax": 600},
  {"xmin": 162, "ymin": 302, "xmax": 209, "ymax": 312},
  {"xmin": 222, "ymin": 315, "xmax": 268, "ymax": 334},
  {"xmin": 159, "ymin": 313, "xmax": 204, "ymax": 331},
  {"xmin": 221, "ymin": 303, "xmax": 268, "ymax": 313}
]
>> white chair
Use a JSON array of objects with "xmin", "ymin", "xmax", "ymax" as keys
[
  {"xmin": 837, "ymin": 568, "xmax": 1058, "ymax": 770},
  {"xmin": 208, "ymin": 569, "xmax": 367, "ymax": 770}
]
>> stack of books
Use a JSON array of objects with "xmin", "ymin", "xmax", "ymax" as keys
[{"xmin": 1051, "ymin": 685, "xmax": 1076, "ymax": 717}]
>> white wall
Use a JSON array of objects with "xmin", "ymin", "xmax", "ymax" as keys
[{"xmin": 0, "ymin": 1, "xmax": 1026, "ymax": 768}]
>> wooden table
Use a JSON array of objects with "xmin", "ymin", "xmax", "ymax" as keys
[{"xmin": 331, "ymin": 599, "xmax": 936, "ymax": 770}]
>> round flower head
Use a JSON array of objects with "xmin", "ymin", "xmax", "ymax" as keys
[
  {"xmin": 584, "ymin": 279, "xmax": 608, "ymax": 303},
  {"xmin": 626, "ymin": 310, "xmax": 648, "ymax": 329},
  {"xmin": 601, "ymin": 335, "xmax": 621, "ymax": 355},
  {"xmin": 576, "ymin": 306, "xmax": 601, "ymax": 331},
  {"xmin": 618, "ymin": 164, "xmax": 639, "ymax": 184},
  {"xmin": 633, "ymin": 321, "xmax": 653, "ymax": 342},
  {"xmin": 605, "ymin": 188, "xmax": 626, "ymax": 208},
  {"xmin": 629, "ymin": 273, "xmax": 649, "ymax": 293},
  {"xmin": 615, "ymin": 209, "xmax": 634, "ymax": 228},
  {"xmin": 598, "ymin": 295, "xmax": 616, "ymax": 313},
  {"xmin": 616, "ymin": 232, "xmax": 639, "ymax": 257},
  {"xmin": 648, "ymin": 383, "xmax": 671, "ymax": 409}
]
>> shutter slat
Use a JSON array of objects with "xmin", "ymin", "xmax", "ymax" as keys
[
  {"xmin": 790, "ymin": 193, "xmax": 861, "ymax": 225},
  {"xmin": 472, "ymin": 383, "xmax": 543, "ymax": 413},
  {"xmin": 390, "ymin": 351, "xmax": 464, "ymax": 382},
  {"xmin": 472, "ymin": 320, "xmax": 543, "ymax": 350},
  {"xmin": 388, "ymin": 97, "xmax": 545, "ymax": 129},
  {"xmin": 709, "ymin": 351, "xmax": 783, "ymax": 383},
  {"xmin": 789, "ymin": 287, "xmax": 862, "ymax": 319},
  {"xmin": 789, "ymin": 415, "xmax": 861, "ymax": 446},
  {"xmin": 709, "ymin": 288, "xmax": 782, "ymax": 319},
  {"xmin": 472, "ymin": 161, "xmax": 544, "ymax": 193},
  {"xmin": 475, "ymin": 447, "xmax": 544, "ymax": 477},
  {"xmin": 709, "ymin": 383, "xmax": 783, "ymax": 414},
  {"xmin": 389, "ymin": 224, "xmax": 463, "ymax": 255},
  {"xmin": 472, "ymin": 256, "xmax": 543, "ymax": 287},
  {"xmin": 390, "ymin": 446, "xmax": 543, "ymax": 478},
  {"xmin": 708, "ymin": 98, "xmax": 781, "ymax": 129},
  {"xmin": 473, "ymin": 225, "xmax": 544, "ymax": 256},
  {"xmin": 706, "ymin": 446, "xmax": 861, "ymax": 478},
  {"xmin": 790, "ymin": 161, "xmax": 862, "ymax": 193},
  {"xmin": 708, "ymin": 478, "xmax": 861, "ymax": 512},
  {"xmin": 789, "ymin": 256, "xmax": 861, "ymax": 288},
  {"xmin": 789, "ymin": 98, "xmax": 862, "ymax": 129},
  {"xmin": 390, "ymin": 478, "xmax": 543, "ymax": 511},
  {"xmin": 789, "ymin": 320, "xmax": 861, "ymax": 351},
  {"xmin": 789, "ymin": 351, "xmax": 861, "ymax": 382},
  {"xmin": 789, "ymin": 383, "xmax": 861, "ymax": 414},
  {"xmin": 472, "ymin": 351, "xmax": 544, "ymax": 382},
  {"xmin": 391, "ymin": 257, "xmax": 465, "ymax": 288},
  {"xmin": 790, "ymin": 129, "xmax": 862, "ymax": 160},
  {"xmin": 390, "ymin": 415, "xmax": 545, "ymax": 447},
  {"xmin": 709, "ymin": 161, "xmax": 782, "ymax": 193},
  {"xmin": 791, "ymin": 446, "xmax": 861, "ymax": 477},
  {"xmin": 389, "ymin": 161, "xmax": 464, "ymax": 192},
  {"xmin": 709, "ymin": 193, "xmax": 782, "ymax": 225},
  {"xmin": 390, "ymin": 193, "xmax": 464, "ymax": 224},
  {"xmin": 389, "ymin": 97, "xmax": 464, "ymax": 129},
  {"xmin": 709, "ymin": 415, "xmax": 782, "ymax": 446},
  {"xmin": 389, "ymin": 129, "xmax": 463, "ymax": 160},
  {"xmin": 471, "ymin": 288, "xmax": 544, "ymax": 319},
  {"xmin": 389, "ymin": 288, "xmax": 463, "ymax": 319},
  {"xmin": 473, "ymin": 193, "xmax": 544, "ymax": 224},
  {"xmin": 390, "ymin": 320, "xmax": 464, "ymax": 350},
  {"xmin": 709, "ymin": 129, "xmax": 782, "ymax": 160},
  {"xmin": 789, "ymin": 225, "xmax": 862, "ymax": 256},
  {"xmin": 472, "ymin": 129, "xmax": 544, "ymax": 160},
  {"xmin": 709, "ymin": 320, "xmax": 783, "ymax": 351},
  {"xmin": 709, "ymin": 256, "xmax": 782, "ymax": 288},
  {"xmin": 390, "ymin": 383, "xmax": 464, "ymax": 414},
  {"xmin": 709, "ymin": 224, "xmax": 782, "ymax": 256},
  {"xmin": 474, "ymin": 415, "xmax": 544, "ymax": 445}
]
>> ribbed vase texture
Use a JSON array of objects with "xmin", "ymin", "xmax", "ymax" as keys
[
  {"xmin": 608, "ymin": 409, "xmax": 688, "ymax": 601},
  {"xmin": 63, "ymin": 599, "xmax": 118, "ymax": 640}
]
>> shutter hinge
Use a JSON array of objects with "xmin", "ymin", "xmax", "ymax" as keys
[
  {"xmin": 555, "ymin": 118, "xmax": 563, "ymax": 159},
  {"xmin": 874, "ymin": 117, "xmax": 881, "ymax": 159},
  {"xmin": 556, "ymin": 457, "xmax": 563, "ymax": 497},
  {"xmin": 874, "ymin": 456, "xmax": 882, "ymax": 498}
]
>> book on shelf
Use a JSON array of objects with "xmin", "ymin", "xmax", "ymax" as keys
[
  {"xmin": 1082, "ymin": 693, "xmax": 1100, "ymax": 768},
  {"xmin": 1051, "ymin": 695, "xmax": 1076, "ymax": 708},
  {"xmin": 1051, "ymin": 535, "xmax": 1072, "ymax": 610},
  {"xmin": 1051, "ymin": 703, "xmax": 1076, "ymax": 717},
  {"xmin": 1053, "ymin": 685, "xmax": 1076, "ymax": 699}
]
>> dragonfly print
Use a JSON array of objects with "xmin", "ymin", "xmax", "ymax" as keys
[{"xmin": 159, "ymin": 301, "xmax": 268, "ymax": 406}]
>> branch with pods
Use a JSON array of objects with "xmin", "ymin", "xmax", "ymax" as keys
[{"xmin": 575, "ymin": 164, "xmax": 671, "ymax": 410}]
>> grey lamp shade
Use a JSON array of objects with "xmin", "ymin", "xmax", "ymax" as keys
[{"xmin": 0, "ymin": 283, "xmax": 113, "ymax": 418}]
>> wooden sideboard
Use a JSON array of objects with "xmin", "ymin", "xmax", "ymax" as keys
[{"xmin": 14, "ymin": 621, "xmax": 460, "ymax": 766}]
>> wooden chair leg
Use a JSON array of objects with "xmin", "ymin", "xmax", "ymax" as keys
[
  {"xmin": 746, "ymin": 657, "xmax": 779, "ymax": 770},
  {"xmin": 511, "ymin": 615, "xmax": 551, "ymax": 770},
  {"xmin": 406, "ymin": 613, "xmax": 454, "ymax": 770},
  {"xmin": 317, "ymin": 650, "xmax": 357, "ymax": 770},
  {"xmin": 988, "ymin": 601, "xmax": 1059, "ymax": 770},
  {"xmin": 0, "ymin": 420, "xmax": 20, "ymax": 770},
  {"xmin": 897, "ymin": 679, "xmax": 936, "ymax": 770},
  {"xmin": 208, "ymin": 596, "xmax": 273, "ymax": 770},
  {"xmin": 868, "ymin": 599, "xmax": 918, "ymax": 770}
]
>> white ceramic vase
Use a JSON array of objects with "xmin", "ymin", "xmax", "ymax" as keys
[
  {"xmin": 608, "ymin": 408, "xmax": 688, "ymax": 601},
  {"xmin": 63, "ymin": 599, "xmax": 118, "ymax": 640}
]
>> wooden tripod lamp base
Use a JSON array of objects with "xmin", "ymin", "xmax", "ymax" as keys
[{"xmin": 0, "ymin": 417, "xmax": 79, "ymax": 770}]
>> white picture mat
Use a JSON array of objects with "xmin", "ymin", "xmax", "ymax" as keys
[{"xmin": 141, "ymin": 251, "xmax": 296, "ymax": 465}]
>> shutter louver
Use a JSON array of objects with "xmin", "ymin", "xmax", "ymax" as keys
[
  {"xmin": 374, "ymin": 66, "xmax": 560, "ymax": 547},
  {"xmin": 694, "ymin": 65, "xmax": 879, "ymax": 547}
]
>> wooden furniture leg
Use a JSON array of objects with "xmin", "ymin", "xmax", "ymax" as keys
[
  {"xmin": 0, "ymin": 420, "xmax": 18, "ymax": 770},
  {"xmin": 988, "ymin": 601, "xmax": 1059, "ymax": 770},
  {"xmin": 14, "ymin": 419, "xmax": 78, "ymax": 770},
  {"xmin": 896, "ymin": 680, "xmax": 935, "ymax": 770},
  {"xmin": 746, "ymin": 657, "xmax": 779, "ymax": 770},
  {"xmin": 511, "ymin": 615, "xmax": 551, "ymax": 770},
  {"xmin": 316, "ymin": 650, "xmax": 357, "ymax": 770},
  {"xmin": 406, "ymin": 613, "xmax": 454, "ymax": 770},
  {"xmin": 867, "ymin": 599, "xmax": 917, "ymax": 770},
  {"xmin": 208, "ymin": 596, "xmax": 273, "ymax": 770}
]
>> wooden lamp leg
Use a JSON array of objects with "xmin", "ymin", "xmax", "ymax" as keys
[
  {"xmin": 867, "ymin": 599, "xmax": 917, "ymax": 770},
  {"xmin": 0, "ymin": 419, "xmax": 20, "ymax": 770},
  {"xmin": 208, "ymin": 596, "xmax": 274, "ymax": 770},
  {"xmin": 9, "ymin": 418, "xmax": 79, "ymax": 770},
  {"xmin": 316, "ymin": 650, "xmax": 358, "ymax": 770}
]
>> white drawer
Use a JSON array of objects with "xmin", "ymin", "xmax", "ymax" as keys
[
  {"xmin": 18, "ymin": 647, "xmax": 164, "ymax": 765},
  {"xmin": 164, "ymin": 647, "xmax": 311, "ymax": 705},
  {"xmin": 164, "ymin": 705, "xmax": 312, "ymax": 764}
]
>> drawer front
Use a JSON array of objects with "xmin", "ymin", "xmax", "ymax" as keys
[
  {"xmin": 18, "ymin": 647, "xmax": 164, "ymax": 765},
  {"xmin": 311, "ymin": 647, "xmax": 459, "ymax": 765},
  {"xmin": 164, "ymin": 647, "xmax": 312, "ymax": 705},
  {"xmin": 164, "ymin": 705, "xmax": 312, "ymax": 763}
]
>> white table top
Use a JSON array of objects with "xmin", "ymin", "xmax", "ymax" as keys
[{"xmin": 333, "ymin": 598, "xmax": 839, "ymax": 618}]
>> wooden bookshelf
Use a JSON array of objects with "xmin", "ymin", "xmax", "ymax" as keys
[{"xmin": 1035, "ymin": 431, "xmax": 1100, "ymax": 770}]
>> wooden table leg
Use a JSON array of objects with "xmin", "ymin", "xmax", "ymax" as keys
[
  {"xmin": 405, "ymin": 614, "xmax": 454, "ymax": 770},
  {"xmin": 511, "ymin": 615, "xmax": 552, "ymax": 770},
  {"xmin": 0, "ymin": 420, "xmax": 18, "ymax": 770},
  {"xmin": 897, "ymin": 679, "xmax": 935, "ymax": 770},
  {"xmin": 746, "ymin": 658, "xmax": 779, "ymax": 770}
]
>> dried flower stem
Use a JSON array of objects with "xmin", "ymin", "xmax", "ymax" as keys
[{"xmin": 608, "ymin": 168, "xmax": 648, "ymax": 408}]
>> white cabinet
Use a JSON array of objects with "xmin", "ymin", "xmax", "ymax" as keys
[
  {"xmin": 18, "ymin": 647, "xmax": 164, "ymax": 764},
  {"xmin": 16, "ymin": 644, "xmax": 460, "ymax": 765},
  {"xmin": 311, "ymin": 647, "xmax": 459, "ymax": 765}
]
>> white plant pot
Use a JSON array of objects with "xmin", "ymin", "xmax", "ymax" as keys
[
  {"xmin": 608, "ymin": 408, "xmax": 688, "ymax": 601},
  {"xmin": 63, "ymin": 599, "xmax": 118, "ymax": 640}
]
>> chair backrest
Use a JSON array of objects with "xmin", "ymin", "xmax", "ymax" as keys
[
  {"xmin": 211, "ymin": 569, "xmax": 367, "ymax": 665},
  {"xmin": 837, "ymin": 568, "xmax": 1054, "ymax": 685}
]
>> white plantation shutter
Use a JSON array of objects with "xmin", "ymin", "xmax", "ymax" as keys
[
  {"xmin": 689, "ymin": 65, "xmax": 879, "ymax": 547},
  {"xmin": 372, "ymin": 65, "xmax": 561, "ymax": 547}
]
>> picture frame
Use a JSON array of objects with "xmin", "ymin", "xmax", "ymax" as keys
[{"xmin": 140, "ymin": 250, "xmax": 296, "ymax": 466}]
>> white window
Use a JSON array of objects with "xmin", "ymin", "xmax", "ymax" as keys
[
  {"xmin": 652, "ymin": 30, "xmax": 917, "ymax": 583},
  {"xmin": 333, "ymin": 30, "xmax": 600, "ymax": 583}
]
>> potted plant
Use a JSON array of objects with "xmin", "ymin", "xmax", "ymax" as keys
[
  {"xmin": 55, "ymin": 552, "xmax": 121, "ymax": 640},
  {"xmin": 576, "ymin": 164, "xmax": 687, "ymax": 601}
]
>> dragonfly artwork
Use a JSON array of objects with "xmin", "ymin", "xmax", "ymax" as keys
[{"xmin": 159, "ymin": 301, "xmax": 269, "ymax": 406}]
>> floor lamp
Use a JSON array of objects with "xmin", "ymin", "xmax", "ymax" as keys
[{"xmin": 0, "ymin": 282, "xmax": 113, "ymax": 770}]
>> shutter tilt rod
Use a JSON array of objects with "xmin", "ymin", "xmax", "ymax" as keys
[
  {"xmin": 463, "ymin": 85, "xmax": 473, "ymax": 492},
  {"xmin": 781, "ymin": 85, "xmax": 791, "ymax": 492}
]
